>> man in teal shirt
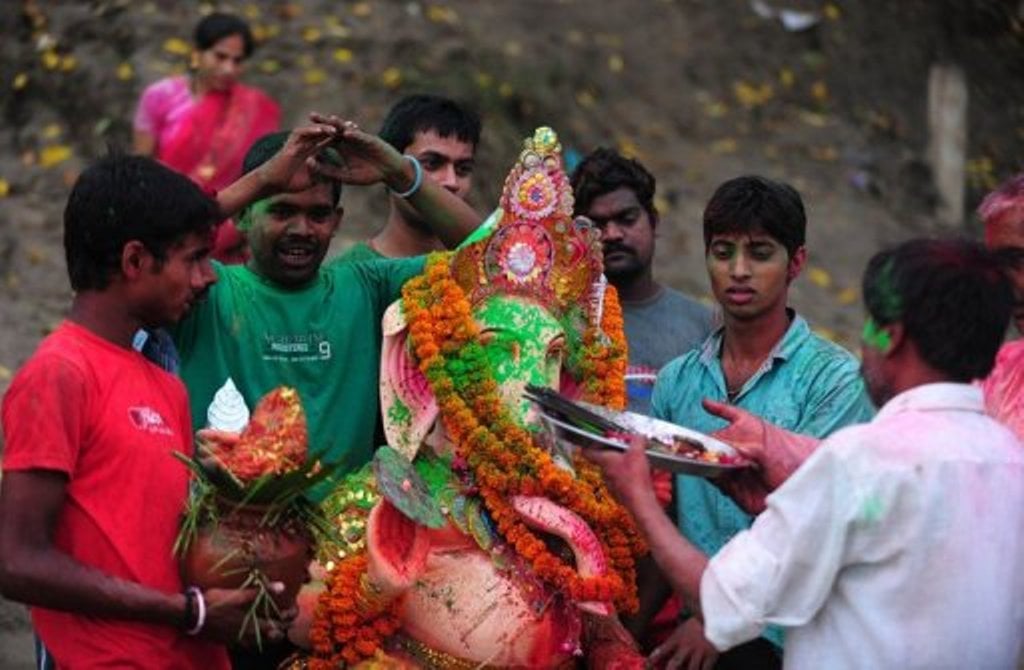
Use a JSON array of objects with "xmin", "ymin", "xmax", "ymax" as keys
[
  {"xmin": 173, "ymin": 116, "xmax": 481, "ymax": 495},
  {"xmin": 649, "ymin": 176, "xmax": 873, "ymax": 669}
]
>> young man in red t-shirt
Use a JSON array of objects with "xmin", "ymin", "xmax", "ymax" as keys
[{"xmin": 0, "ymin": 136, "xmax": 334, "ymax": 668}]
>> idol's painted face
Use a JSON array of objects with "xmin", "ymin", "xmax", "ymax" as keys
[
  {"xmin": 474, "ymin": 295, "xmax": 566, "ymax": 426},
  {"xmin": 706, "ymin": 230, "xmax": 803, "ymax": 322}
]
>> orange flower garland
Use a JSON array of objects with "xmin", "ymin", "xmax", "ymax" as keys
[
  {"xmin": 307, "ymin": 553, "xmax": 401, "ymax": 669},
  {"xmin": 400, "ymin": 253, "xmax": 646, "ymax": 612}
]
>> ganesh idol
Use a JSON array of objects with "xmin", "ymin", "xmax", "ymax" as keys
[{"xmin": 289, "ymin": 128, "xmax": 648, "ymax": 669}]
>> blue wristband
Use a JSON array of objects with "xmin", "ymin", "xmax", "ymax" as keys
[{"xmin": 390, "ymin": 155, "xmax": 423, "ymax": 199}]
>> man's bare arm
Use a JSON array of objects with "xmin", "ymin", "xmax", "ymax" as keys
[
  {"xmin": 0, "ymin": 470, "xmax": 186, "ymax": 626},
  {"xmin": 0, "ymin": 470, "xmax": 280, "ymax": 644},
  {"xmin": 309, "ymin": 112, "xmax": 481, "ymax": 248}
]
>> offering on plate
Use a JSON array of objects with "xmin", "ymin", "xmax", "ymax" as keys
[{"xmin": 524, "ymin": 385, "xmax": 749, "ymax": 477}]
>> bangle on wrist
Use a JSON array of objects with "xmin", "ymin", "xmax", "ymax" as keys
[
  {"xmin": 389, "ymin": 155, "xmax": 423, "ymax": 199},
  {"xmin": 184, "ymin": 586, "xmax": 206, "ymax": 636}
]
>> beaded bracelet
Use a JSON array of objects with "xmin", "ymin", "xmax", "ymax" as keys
[
  {"xmin": 184, "ymin": 586, "xmax": 207, "ymax": 636},
  {"xmin": 389, "ymin": 155, "xmax": 423, "ymax": 199}
]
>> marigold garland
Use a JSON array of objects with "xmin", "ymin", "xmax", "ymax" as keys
[
  {"xmin": 400, "ymin": 253, "xmax": 645, "ymax": 611},
  {"xmin": 307, "ymin": 254, "xmax": 647, "ymax": 667},
  {"xmin": 307, "ymin": 553, "xmax": 401, "ymax": 669}
]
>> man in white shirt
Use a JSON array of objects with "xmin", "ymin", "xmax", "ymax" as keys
[{"xmin": 588, "ymin": 238, "xmax": 1024, "ymax": 669}]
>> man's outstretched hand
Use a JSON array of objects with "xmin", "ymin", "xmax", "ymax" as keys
[{"xmin": 702, "ymin": 399, "xmax": 821, "ymax": 513}]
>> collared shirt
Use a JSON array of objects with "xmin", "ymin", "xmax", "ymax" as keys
[
  {"xmin": 653, "ymin": 314, "xmax": 873, "ymax": 647},
  {"xmin": 702, "ymin": 383, "xmax": 1024, "ymax": 670}
]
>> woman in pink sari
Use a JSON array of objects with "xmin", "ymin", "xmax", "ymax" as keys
[{"xmin": 133, "ymin": 12, "xmax": 280, "ymax": 262}]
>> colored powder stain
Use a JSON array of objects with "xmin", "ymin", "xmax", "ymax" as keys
[
  {"xmin": 860, "ymin": 495, "xmax": 885, "ymax": 523},
  {"xmin": 871, "ymin": 258, "xmax": 903, "ymax": 321},
  {"xmin": 861, "ymin": 318, "xmax": 892, "ymax": 352},
  {"xmin": 387, "ymin": 396, "xmax": 411, "ymax": 428},
  {"xmin": 475, "ymin": 295, "xmax": 565, "ymax": 420}
]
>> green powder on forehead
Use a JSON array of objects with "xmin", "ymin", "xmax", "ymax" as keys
[{"xmin": 237, "ymin": 198, "xmax": 271, "ymax": 232}]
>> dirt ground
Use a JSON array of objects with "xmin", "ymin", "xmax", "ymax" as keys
[{"xmin": 1, "ymin": 1, "xmax": 1022, "ymax": 666}]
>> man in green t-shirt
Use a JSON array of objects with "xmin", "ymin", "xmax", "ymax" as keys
[
  {"xmin": 172, "ymin": 114, "xmax": 481, "ymax": 489},
  {"xmin": 336, "ymin": 94, "xmax": 480, "ymax": 261}
]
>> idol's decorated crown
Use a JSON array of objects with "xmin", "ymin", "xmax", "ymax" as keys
[{"xmin": 450, "ymin": 127, "xmax": 606, "ymax": 325}]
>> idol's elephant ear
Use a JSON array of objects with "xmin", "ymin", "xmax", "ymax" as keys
[{"xmin": 381, "ymin": 300, "xmax": 439, "ymax": 461}]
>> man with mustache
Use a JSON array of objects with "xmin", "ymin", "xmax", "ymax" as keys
[
  {"xmin": 570, "ymin": 149, "xmax": 715, "ymax": 651},
  {"xmin": 571, "ymin": 148, "xmax": 714, "ymax": 416},
  {"xmin": 645, "ymin": 175, "xmax": 874, "ymax": 668}
]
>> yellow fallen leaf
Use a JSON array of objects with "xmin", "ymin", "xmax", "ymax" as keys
[
  {"xmin": 163, "ymin": 37, "xmax": 190, "ymax": 56},
  {"xmin": 837, "ymin": 286, "xmax": 859, "ymax": 305},
  {"xmin": 426, "ymin": 5, "xmax": 459, "ymax": 23},
  {"xmin": 0, "ymin": 365, "xmax": 11, "ymax": 381},
  {"xmin": 303, "ymin": 68, "xmax": 327, "ymax": 86},
  {"xmin": 27, "ymin": 246, "xmax": 47, "ymax": 265},
  {"xmin": 575, "ymin": 90, "xmax": 596, "ymax": 108},
  {"xmin": 381, "ymin": 67, "xmax": 402, "ymax": 89},
  {"xmin": 259, "ymin": 60, "xmax": 280, "ymax": 74},
  {"xmin": 733, "ymin": 80, "xmax": 773, "ymax": 108},
  {"xmin": 41, "ymin": 50, "xmax": 60, "ymax": 70},
  {"xmin": 42, "ymin": 124, "xmax": 62, "ymax": 139},
  {"xmin": 333, "ymin": 48, "xmax": 353, "ymax": 63},
  {"xmin": 811, "ymin": 80, "xmax": 829, "ymax": 104},
  {"xmin": 302, "ymin": 26, "xmax": 321, "ymax": 42},
  {"xmin": 244, "ymin": 4, "xmax": 262, "ymax": 19},
  {"xmin": 351, "ymin": 2, "xmax": 372, "ymax": 17},
  {"xmin": 475, "ymin": 71, "xmax": 493, "ymax": 89},
  {"xmin": 704, "ymin": 101, "xmax": 729, "ymax": 118},
  {"xmin": 654, "ymin": 194, "xmax": 671, "ymax": 216},
  {"xmin": 711, "ymin": 138, "xmax": 738, "ymax": 154},
  {"xmin": 608, "ymin": 54, "xmax": 624, "ymax": 73},
  {"xmin": 251, "ymin": 24, "xmax": 268, "ymax": 42},
  {"xmin": 807, "ymin": 266, "xmax": 832, "ymax": 288},
  {"xmin": 116, "ymin": 62, "xmax": 134, "ymax": 81},
  {"xmin": 617, "ymin": 137, "xmax": 641, "ymax": 159},
  {"xmin": 808, "ymin": 145, "xmax": 838, "ymax": 162},
  {"xmin": 60, "ymin": 55, "xmax": 77, "ymax": 72},
  {"xmin": 39, "ymin": 144, "xmax": 72, "ymax": 168},
  {"xmin": 779, "ymin": 68, "xmax": 795, "ymax": 88},
  {"xmin": 325, "ymin": 17, "xmax": 350, "ymax": 38},
  {"xmin": 824, "ymin": 3, "xmax": 841, "ymax": 20},
  {"xmin": 498, "ymin": 82, "xmax": 514, "ymax": 98},
  {"xmin": 13, "ymin": 73, "xmax": 28, "ymax": 90},
  {"xmin": 0, "ymin": 179, "xmax": 9, "ymax": 198}
]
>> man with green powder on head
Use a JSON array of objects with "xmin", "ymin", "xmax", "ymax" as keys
[
  {"xmin": 588, "ymin": 237, "xmax": 1024, "ymax": 670},
  {"xmin": 171, "ymin": 114, "xmax": 481, "ymax": 497}
]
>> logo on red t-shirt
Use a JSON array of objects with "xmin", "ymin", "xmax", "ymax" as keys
[{"xmin": 127, "ymin": 406, "xmax": 174, "ymax": 436}]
